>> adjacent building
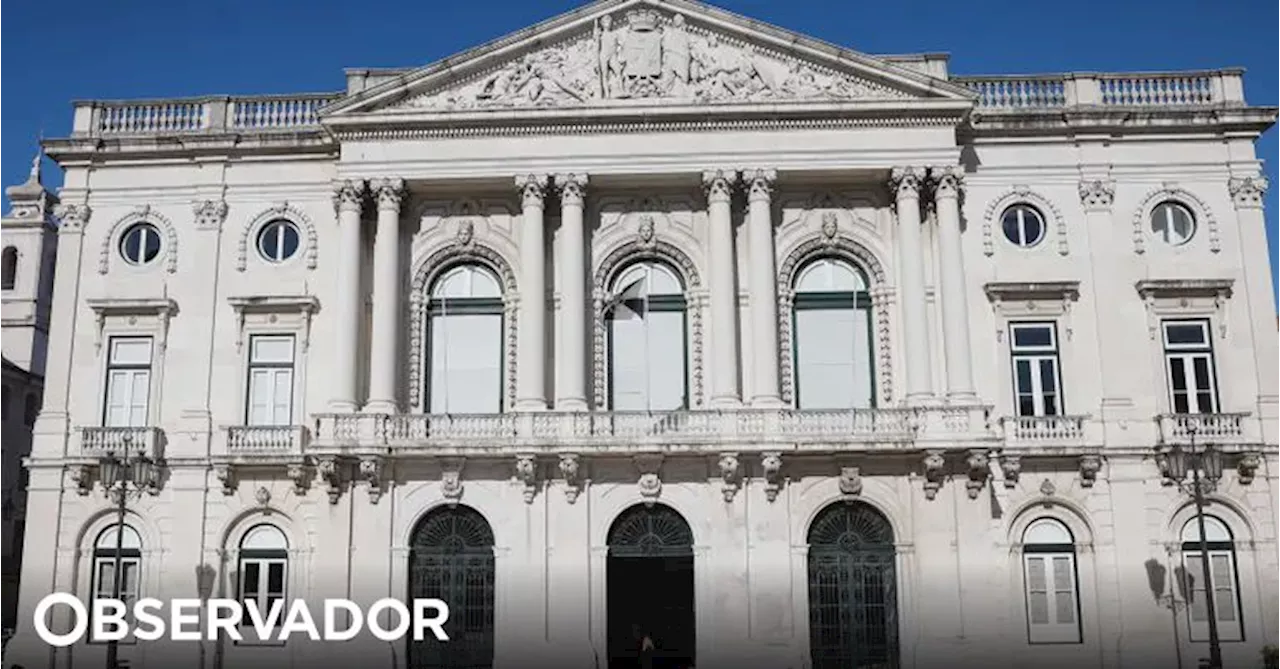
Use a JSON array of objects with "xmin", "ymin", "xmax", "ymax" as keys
[{"xmin": 4, "ymin": 0, "xmax": 1278, "ymax": 667}]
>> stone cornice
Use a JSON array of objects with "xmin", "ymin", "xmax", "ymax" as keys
[{"xmin": 962, "ymin": 106, "xmax": 1278, "ymax": 140}]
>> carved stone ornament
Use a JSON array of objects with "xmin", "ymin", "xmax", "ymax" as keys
[
  {"xmin": 1078, "ymin": 454, "xmax": 1102, "ymax": 488},
  {"xmin": 372, "ymin": 177, "xmax": 406, "ymax": 211},
  {"xmin": 820, "ymin": 211, "xmax": 839, "ymax": 243},
  {"xmin": 69, "ymin": 464, "xmax": 94, "ymax": 496},
  {"xmin": 889, "ymin": 167, "xmax": 924, "ymax": 202},
  {"xmin": 54, "ymin": 203, "xmax": 91, "ymax": 231},
  {"xmin": 287, "ymin": 462, "xmax": 312, "ymax": 496},
  {"xmin": 636, "ymin": 214, "xmax": 657, "ymax": 246},
  {"xmin": 702, "ymin": 169, "xmax": 737, "ymax": 203},
  {"xmin": 1038, "ymin": 479, "xmax": 1056, "ymax": 497},
  {"xmin": 99, "ymin": 205, "xmax": 179, "ymax": 275},
  {"xmin": 441, "ymin": 458, "xmax": 465, "ymax": 504},
  {"xmin": 635, "ymin": 454, "xmax": 664, "ymax": 503},
  {"xmin": 1228, "ymin": 175, "xmax": 1268, "ymax": 210},
  {"xmin": 317, "ymin": 457, "xmax": 344, "ymax": 504},
  {"xmin": 559, "ymin": 453, "xmax": 583, "ymax": 503},
  {"xmin": 761, "ymin": 452, "xmax": 784, "ymax": 502},
  {"xmin": 1237, "ymin": 451, "xmax": 1261, "ymax": 485},
  {"xmin": 516, "ymin": 174, "xmax": 549, "ymax": 207},
  {"xmin": 557, "ymin": 173, "xmax": 589, "ymax": 204},
  {"xmin": 922, "ymin": 450, "xmax": 946, "ymax": 500},
  {"xmin": 515, "ymin": 454, "xmax": 538, "ymax": 504},
  {"xmin": 254, "ymin": 486, "xmax": 272, "ymax": 508},
  {"xmin": 1154, "ymin": 450, "xmax": 1176, "ymax": 486},
  {"xmin": 929, "ymin": 165, "xmax": 964, "ymax": 200},
  {"xmin": 214, "ymin": 464, "xmax": 236, "ymax": 496},
  {"xmin": 1078, "ymin": 179, "xmax": 1116, "ymax": 212},
  {"xmin": 838, "ymin": 465, "xmax": 863, "ymax": 497},
  {"xmin": 193, "ymin": 199, "xmax": 229, "ymax": 230},
  {"xmin": 718, "ymin": 452, "xmax": 742, "ymax": 502},
  {"xmin": 744, "ymin": 168, "xmax": 776, "ymax": 203},
  {"xmin": 998, "ymin": 453, "xmax": 1022, "ymax": 489},
  {"xmin": 398, "ymin": 11, "xmax": 907, "ymax": 111},
  {"xmin": 455, "ymin": 219, "xmax": 476, "ymax": 247},
  {"xmin": 965, "ymin": 450, "xmax": 989, "ymax": 500},
  {"xmin": 238, "ymin": 203, "xmax": 320, "ymax": 272},
  {"xmin": 332, "ymin": 179, "xmax": 367, "ymax": 214},
  {"xmin": 360, "ymin": 457, "xmax": 384, "ymax": 504}
]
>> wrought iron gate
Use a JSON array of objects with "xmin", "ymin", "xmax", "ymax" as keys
[
  {"xmin": 807, "ymin": 502, "xmax": 898, "ymax": 669},
  {"xmin": 608, "ymin": 503, "xmax": 695, "ymax": 558},
  {"xmin": 408, "ymin": 505, "xmax": 495, "ymax": 669}
]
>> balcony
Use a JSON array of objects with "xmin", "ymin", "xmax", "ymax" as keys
[
  {"xmin": 953, "ymin": 69, "xmax": 1244, "ymax": 111},
  {"xmin": 1156, "ymin": 412, "xmax": 1260, "ymax": 447},
  {"xmin": 225, "ymin": 425, "xmax": 310, "ymax": 456},
  {"xmin": 312, "ymin": 406, "xmax": 995, "ymax": 455},
  {"xmin": 999, "ymin": 415, "xmax": 1095, "ymax": 450},
  {"xmin": 69, "ymin": 93, "xmax": 342, "ymax": 138},
  {"xmin": 78, "ymin": 426, "xmax": 165, "ymax": 459}
]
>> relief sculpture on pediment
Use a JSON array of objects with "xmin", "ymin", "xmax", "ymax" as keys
[{"xmin": 403, "ymin": 9, "xmax": 906, "ymax": 111}]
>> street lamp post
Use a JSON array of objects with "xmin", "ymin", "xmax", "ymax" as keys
[
  {"xmin": 1165, "ymin": 427, "xmax": 1225, "ymax": 669},
  {"xmin": 99, "ymin": 433, "xmax": 155, "ymax": 669}
]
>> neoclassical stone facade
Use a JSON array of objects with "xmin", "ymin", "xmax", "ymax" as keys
[{"xmin": 5, "ymin": 0, "xmax": 1279, "ymax": 668}]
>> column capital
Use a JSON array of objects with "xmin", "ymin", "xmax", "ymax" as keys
[
  {"xmin": 53, "ymin": 203, "xmax": 91, "ymax": 232},
  {"xmin": 332, "ymin": 179, "xmax": 367, "ymax": 214},
  {"xmin": 1078, "ymin": 178, "xmax": 1115, "ymax": 212},
  {"xmin": 1229, "ymin": 175, "xmax": 1269, "ymax": 210},
  {"xmin": 742, "ymin": 168, "xmax": 777, "ymax": 203},
  {"xmin": 888, "ymin": 167, "xmax": 924, "ymax": 200},
  {"xmin": 371, "ymin": 177, "xmax": 406, "ymax": 211},
  {"xmin": 516, "ymin": 174, "xmax": 550, "ymax": 207},
  {"xmin": 555, "ymin": 173, "xmax": 589, "ymax": 205},
  {"xmin": 702, "ymin": 169, "xmax": 738, "ymax": 203},
  {"xmin": 928, "ymin": 165, "xmax": 964, "ymax": 200}
]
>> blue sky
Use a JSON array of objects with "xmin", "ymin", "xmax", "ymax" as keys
[{"xmin": 3, "ymin": 0, "xmax": 1276, "ymax": 297}]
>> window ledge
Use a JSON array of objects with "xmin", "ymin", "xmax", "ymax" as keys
[
  {"xmin": 1135, "ymin": 278, "xmax": 1234, "ymax": 301},
  {"xmin": 983, "ymin": 280, "xmax": 1081, "ymax": 304},
  {"xmin": 1136, "ymin": 279, "xmax": 1234, "ymax": 339}
]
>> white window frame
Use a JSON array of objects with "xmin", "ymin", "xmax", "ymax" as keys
[
  {"xmin": 1022, "ymin": 518, "xmax": 1082, "ymax": 644},
  {"xmin": 256, "ymin": 219, "xmax": 302, "ymax": 264},
  {"xmin": 1001, "ymin": 204, "xmax": 1046, "ymax": 248},
  {"xmin": 426, "ymin": 264, "xmax": 506, "ymax": 414},
  {"xmin": 1180, "ymin": 517, "xmax": 1244, "ymax": 642},
  {"xmin": 1008, "ymin": 322, "xmax": 1064, "ymax": 417},
  {"xmin": 90, "ymin": 524, "xmax": 142, "ymax": 644},
  {"xmin": 102, "ymin": 336, "xmax": 154, "ymax": 428},
  {"xmin": 790, "ymin": 257, "xmax": 875, "ymax": 411},
  {"xmin": 236, "ymin": 525, "xmax": 289, "ymax": 631},
  {"xmin": 1150, "ymin": 201, "xmax": 1196, "ymax": 246},
  {"xmin": 119, "ymin": 222, "xmax": 163, "ymax": 266},
  {"xmin": 1161, "ymin": 319, "xmax": 1219, "ymax": 415},
  {"xmin": 605, "ymin": 261, "xmax": 690, "ymax": 412},
  {"xmin": 244, "ymin": 334, "xmax": 296, "ymax": 426}
]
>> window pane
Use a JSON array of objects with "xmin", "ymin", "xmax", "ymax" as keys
[
  {"xmin": 267, "ymin": 562, "xmax": 285, "ymax": 597},
  {"xmin": 1002, "ymin": 214, "xmax": 1022, "ymax": 244},
  {"xmin": 248, "ymin": 369, "xmax": 273, "ymax": 425},
  {"xmin": 1052, "ymin": 556, "xmax": 1075, "ymax": 623},
  {"xmin": 251, "ymin": 336, "xmax": 295, "ymax": 364},
  {"xmin": 430, "ymin": 313, "xmax": 502, "ymax": 413},
  {"xmin": 1012, "ymin": 325, "xmax": 1053, "ymax": 349},
  {"xmin": 1211, "ymin": 554, "xmax": 1235, "ymax": 622},
  {"xmin": 128, "ymin": 371, "xmax": 149, "ymax": 426},
  {"xmin": 1185, "ymin": 554, "xmax": 1208, "ymax": 622},
  {"xmin": 1165, "ymin": 323, "xmax": 1207, "ymax": 346},
  {"xmin": 1026, "ymin": 557, "xmax": 1050, "ymax": 624},
  {"xmin": 609, "ymin": 315, "xmax": 648, "ymax": 411},
  {"xmin": 647, "ymin": 310, "xmax": 687, "ymax": 411},
  {"xmin": 243, "ymin": 562, "xmax": 260, "ymax": 598},
  {"xmin": 97, "ymin": 561, "xmax": 116, "ymax": 598},
  {"xmin": 796, "ymin": 307, "xmax": 857, "ymax": 410},
  {"xmin": 111, "ymin": 338, "xmax": 153, "ymax": 365}
]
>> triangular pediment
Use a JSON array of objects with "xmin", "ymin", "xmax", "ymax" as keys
[{"xmin": 325, "ymin": 0, "xmax": 974, "ymax": 120}]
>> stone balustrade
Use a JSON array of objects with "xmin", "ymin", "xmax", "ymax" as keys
[
  {"xmin": 71, "ymin": 93, "xmax": 341, "ymax": 137},
  {"xmin": 78, "ymin": 426, "xmax": 165, "ymax": 459},
  {"xmin": 954, "ymin": 69, "xmax": 1245, "ymax": 111},
  {"xmin": 311, "ymin": 406, "xmax": 994, "ymax": 454},
  {"xmin": 1000, "ymin": 414, "xmax": 1094, "ymax": 449},
  {"xmin": 1156, "ymin": 412, "xmax": 1257, "ymax": 446},
  {"xmin": 225, "ymin": 425, "xmax": 310, "ymax": 455}
]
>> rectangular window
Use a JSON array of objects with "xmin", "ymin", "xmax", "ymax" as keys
[
  {"xmin": 1183, "ymin": 550, "xmax": 1244, "ymax": 642},
  {"xmin": 1162, "ymin": 320, "xmax": 1219, "ymax": 414},
  {"xmin": 239, "ymin": 556, "xmax": 287, "ymax": 616},
  {"xmin": 429, "ymin": 312, "xmax": 503, "ymax": 414},
  {"xmin": 92, "ymin": 554, "xmax": 141, "ymax": 637},
  {"xmin": 1009, "ymin": 322, "xmax": 1063, "ymax": 417},
  {"xmin": 103, "ymin": 337, "xmax": 153, "ymax": 427},
  {"xmin": 246, "ymin": 335, "xmax": 296, "ymax": 426},
  {"xmin": 1023, "ymin": 551, "xmax": 1080, "ymax": 643}
]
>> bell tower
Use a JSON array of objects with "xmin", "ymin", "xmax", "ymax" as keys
[{"xmin": 1, "ymin": 152, "xmax": 59, "ymax": 376}]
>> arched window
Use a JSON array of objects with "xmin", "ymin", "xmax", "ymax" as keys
[
  {"xmin": 1180, "ymin": 516, "xmax": 1243, "ymax": 641},
  {"xmin": 606, "ymin": 261, "xmax": 688, "ymax": 411},
  {"xmin": 427, "ymin": 264, "xmax": 505, "ymax": 414},
  {"xmin": 237, "ymin": 525, "xmax": 288, "ymax": 616},
  {"xmin": 1021, "ymin": 518, "xmax": 1081, "ymax": 643},
  {"xmin": 92, "ymin": 524, "xmax": 142, "ymax": 610},
  {"xmin": 1, "ymin": 246, "xmax": 17, "ymax": 290},
  {"xmin": 792, "ymin": 258, "xmax": 874, "ymax": 409}
]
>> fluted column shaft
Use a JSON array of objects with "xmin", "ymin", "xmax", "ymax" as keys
[
  {"xmin": 930, "ymin": 166, "xmax": 976, "ymax": 402},
  {"xmin": 331, "ymin": 180, "xmax": 367, "ymax": 412},
  {"xmin": 704, "ymin": 170, "xmax": 741, "ymax": 408},
  {"xmin": 516, "ymin": 174, "xmax": 550, "ymax": 411},
  {"xmin": 745, "ymin": 169, "xmax": 782, "ymax": 407},
  {"xmin": 365, "ymin": 178, "xmax": 406, "ymax": 413},
  {"xmin": 556, "ymin": 174, "xmax": 589, "ymax": 411},
  {"xmin": 890, "ymin": 168, "xmax": 935, "ymax": 404}
]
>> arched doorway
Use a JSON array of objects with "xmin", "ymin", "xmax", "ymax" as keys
[
  {"xmin": 807, "ymin": 502, "xmax": 898, "ymax": 669},
  {"xmin": 408, "ymin": 505, "xmax": 495, "ymax": 669},
  {"xmin": 607, "ymin": 503, "xmax": 695, "ymax": 669}
]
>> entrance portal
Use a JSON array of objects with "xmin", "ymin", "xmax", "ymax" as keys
[
  {"xmin": 407, "ymin": 505, "xmax": 495, "ymax": 669},
  {"xmin": 606, "ymin": 503, "xmax": 695, "ymax": 669}
]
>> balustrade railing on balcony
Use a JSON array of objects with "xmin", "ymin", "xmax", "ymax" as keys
[
  {"xmin": 1000, "ymin": 415, "xmax": 1090, "ymax": 447},
  {"xmin": 72, "ymin": 93, "xmax": 342, "ymax": 137},
  {"xmin": 79, "ymin": 426, "xmax": 165, "ymax": 459},
  {"xmin": 312, "ymin": 407, "xmax": 982, "ymax": 453},
  {"xmin": 954, "ymin": 69, "xmax": 1244, "ymax": 111},
  {"xmin": 1157, "ymin": 412, "xmax": 1256, "ymax": 446},
  {"xmin": 226, "ymin": 425, "xmax": 310, "ymax": 454}
]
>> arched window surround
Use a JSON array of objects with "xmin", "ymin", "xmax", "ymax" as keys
[
  {"xmin": 236, "ymin": 203, "xmax": 319, "ymax": 272},
  {"xmin": 1131, "ymin": 185, "xmax": 1220, "ymax": 255},
  {"xmin": 408, "ymin": 242, "xmax": 518, "ymax": 412},
  {"xmin": 592, "ymin": 239, "xmax": 703, "ymax": 410},
  {"xmin": 1174, "ymin": 511, "xmax": 1247, "ymax": 642},
  {"xmin": 602, "ymin": 259, "xmax": 691, "ymax": 412},
  {"xmin": 98, "ymin": 205, "xmax": 178, "ymax": 275},
  {"xmin": 776, "ymin": 234, "xmax": 892, "ymax": 407},
  {"xmin": 1019, "ymin": 517, "xmax": 1083, "ymax": 643},
  {"xmin": 1, "ymin": 246, "xmax": 18, "ymax": 290},
  {"xmin": 1003, "ymin": 501, "xmax": 1101, "ymax": 651},
  {"xmin": 980, "ymin": 186, "xmax": 1069, "ymax": 256}
]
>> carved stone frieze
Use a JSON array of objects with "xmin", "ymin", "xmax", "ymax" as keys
[
  {"xmin": 515, "ymin": 454, "xmax": 538, "ymax": 503},
  {"xmin": 559, "ymin": 453, "xmax": 583, "ymax": 503},
  {"xmin": 396, "ymin": 10, "xmax": 908, "ymax": 112},
  {"xmin": 718, "ymin": 452, "xmax": 742, "ymax": 502},
  {"xmin": 761, "ymin": 452, "xmax": 783, "ymax": 502}
]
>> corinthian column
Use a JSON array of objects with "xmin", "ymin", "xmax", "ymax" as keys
[
  {"xmin": 516, "ymin": 174, "xmax": 551, "ymax": 411},
  {"xmin": 365, "ymin": 177, "xmax": 405, "ymax": 414},
  {"xmin": 330, "ymin": 179, "xmax": 367, "ymax": 413},
  {"xmin": 890, "ymin": 167, "xmax": 935, "ymax": 405},
  {"xmin": 929, "ymin": 166, "xmax": 976, "ymax": 402},
  {"xmin": 703, "ymin": 169, "xmax": 741, "ymax": 408},
  {"xmin": 744, "ymin": 168, "xmax": 782, "ymax": 407},
  {"xmin": 1229, "ymin": 175, "xmax": 1279, "ymax": 406},
  {"xmin": 556, "ymin": 173, "xmax": 589, "ymax": 411}
]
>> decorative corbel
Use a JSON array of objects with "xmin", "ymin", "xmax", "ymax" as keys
[
  {"xmin": 1038, "ymin": 479, "xmax": 1056, "ymax": 498},
  {"xmin": 558, "ymin": 453, "xmax": 582, "ymax": 504},
  {"xmin": 922, "ymin": 450, "xmax": 946, "ymax": 500},
  {"xmin": 966, "ymin": 450, "xmax": 990, "ymax": 499},
  {"xmin": 360, "ymin": 456, "xmax": 384, "ymax": 504},
  {"xmin": 287, "ymin": 462, "xmax": 312, "ymax": 496},
  {"xmin": 718, "ymin": 452, "xmax": 742, "ymax": 502},
  {"xmin": 838, "ymin": 464, "xmax": 863, "ymax": 497},
  {"xmin": 213, "ymin": 464, "xmax": 236, "ymax": 496},
  {"xmin": 316, "ymin": 457, "xmax": 343, "ymax": 504},
  {"xmin": 1154, "ymin": 450, "xmax": 1176, "ymax": 486},
  {"xmin": 998, "ymin": 453, "xmax": 1022, "ymax": 489},
  {"xmin": 635, "ymin": 454, "xmax": 664, "ymax": 503},
  {"xmin": 1237, "ymin": 451, "xmax": 1261, "ymax": 485},
  {"xmin": 1078, "ymin": 454, "xmax": 1102, "ymax": 488},
  {"xmin": 761, "ymin": 452, "xmax": 784, "ymax": 502},
  {"xmin": 142, "ymin": 460, "xmax": 165, "ymax": 496},
  {"xmin": 441, "ymin": 457, "xmax": 465, "ymax": 504},
  {"xmin": 69, "ymin": 464, "xmax": 94, "ymax": 496},
  {"xmin": 515, "ymin": 454, "xmax": 538, "ymax": 504}
]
